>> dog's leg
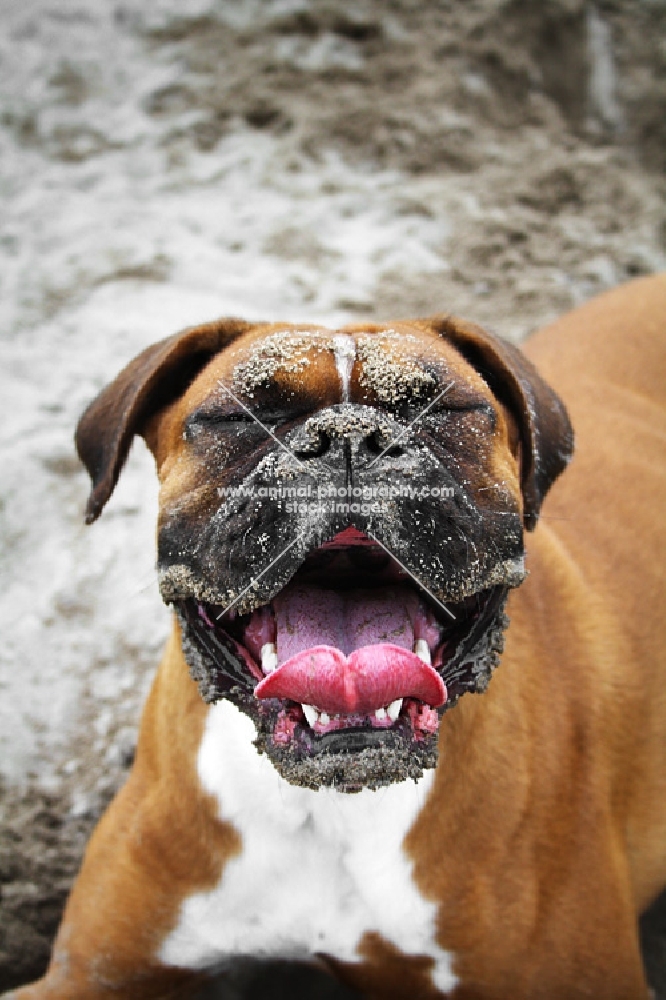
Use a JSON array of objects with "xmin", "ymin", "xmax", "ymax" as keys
[
  {"xmin": 9, "ymin": 635, "xmax": 236, "ymax": 1000},
  {"xmin": 9, "ymin": 780, "xmax": 218, "ymax": 1000}
]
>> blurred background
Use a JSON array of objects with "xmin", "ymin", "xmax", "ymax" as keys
[{"xmin": 1, "ymin": 0, "xmax": 665, "ymax": 990}]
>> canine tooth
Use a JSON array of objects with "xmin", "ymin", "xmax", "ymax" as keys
[
  {"xmin": 387, "ymin": 698, "xmax": 403, "ymax": 722},
  {"xmin": 319, "ymin": 711, "xmax": 330, "ymax": 725},
  {"xmin": 414, "ymin": 638, "xmax": 431, "ymax": 665},
  {"xmin": 374, "ymin": 707, "xmax": 387, "ymax": 720},
  {"xmin": 302, "ymin": 704, "xmax": 318, "ymax": 728},
  {"xmin": 261, "ymin": 642, "xmax": 278, "ymax": 673}
]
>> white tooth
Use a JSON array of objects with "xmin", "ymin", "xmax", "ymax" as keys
[
  {"xmin": 387, "ymin": 698, "xmax": 403, "ymax": 722},
  {"xmin": 319, "ymin": 711, "xmax": 330, "ymax": 725},
  {"xmin": 414, "ymin": 639, "xmax": 431, "ymax": 665},
  {"xmin": 374, "ymin": 707, "xmax": 387, "ymax": 720},
  {"xmin": 261, "ymin": 642, "xmax": 278, "ymax": 673},
  {"xmin": 302, "ymin": 704, "xmax": 318, "ymax": 728}
]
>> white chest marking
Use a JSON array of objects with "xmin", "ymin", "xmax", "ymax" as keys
[{"xmin": 158, "ymin": 702, "xmax": 457, "ymax": 994}]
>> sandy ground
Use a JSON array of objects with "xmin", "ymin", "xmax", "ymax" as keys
[{"xmin": 1, "ymin": 0, "xmax": 665, "ymax": 991}]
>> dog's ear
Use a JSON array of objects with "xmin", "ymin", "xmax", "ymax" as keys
[
  {"xmin": 76, "ymin": 318, "xmax": 253, "ymax": 524},
  {"xmin": 429, "ymin": 317, "xmax": 574, "ymax": 530}
]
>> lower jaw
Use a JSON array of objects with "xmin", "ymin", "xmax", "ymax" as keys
[
  {"xmin": 175, "ymin": 587, "xmax": 510, "ymax": 793},
  {"xmin": 253, "ymin": 714, "xmax": 439, "ymax": 793}
]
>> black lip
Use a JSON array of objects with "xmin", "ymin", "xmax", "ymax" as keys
[
  {"xmin": 308, "ymin": 724, "xmax": 406, "ymax": 756},
  {"xmin": 440, "ymin": 584, "xmax": 509, "ymax": 699},
  {"xmin": 253, "ymin": 704, "xmax": 440, "ymax": 792},
  {"xmin": 178, "ymin": 599, "xmax": 254, "ymax": 695}
]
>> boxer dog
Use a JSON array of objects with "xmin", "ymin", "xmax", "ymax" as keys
[{"xmin": 10, "ymin": 275, "xmax": 666, "ymax": 999}]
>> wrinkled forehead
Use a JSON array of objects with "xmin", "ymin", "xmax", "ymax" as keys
[{"xmin": 183, "ymin": 321, "xmax": 494, "ymax": 411}]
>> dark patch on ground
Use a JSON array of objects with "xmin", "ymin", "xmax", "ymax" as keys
[
  {"xmin": 0, "ymin": 782, "xmax": 112, "ymax": 992},
  {"xmin": 641, "ymin": 888, "xmax": 666, "ymax": 1000}
]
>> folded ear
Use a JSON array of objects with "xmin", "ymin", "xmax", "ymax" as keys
[
  {"xmin": 429, "ymin": 316, "xmax": 574, "ymax": 530},
  {"xmin": 75, "ymin": 318, "xmax": 253, "ymax": 524}
]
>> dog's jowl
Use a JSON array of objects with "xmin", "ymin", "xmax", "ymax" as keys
[{"xmin": 10, "ymin": 275, "xmax": 666, "ymax": 1000}]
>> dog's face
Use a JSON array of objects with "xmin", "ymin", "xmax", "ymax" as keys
[{"xmin": 76, "ymin": 316, "xmax": 573, "ymax": 792}]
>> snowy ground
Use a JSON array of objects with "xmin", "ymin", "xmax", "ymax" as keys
[{"xmin": 1, "ymin": 0, "xmax": 665, "ymax": 990}]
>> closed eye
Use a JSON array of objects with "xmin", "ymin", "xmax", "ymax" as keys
[
  {"xmin": 398, "ymin": 399, "xmax": 496, "ymax": 422},
  {"xmin": 199, "ymin": 412, "xmax": 258, "ymax": 423},
  {"xmin": 427, "ymin": 403, "xmax": 497, "ymax": 430},
  {"xmin": 433, "ymin": 402, "xmax": 495, "ymax": 416},
  {"xmin": 185, "ymin": 406, "xmax": 312, "ymax": 435}
]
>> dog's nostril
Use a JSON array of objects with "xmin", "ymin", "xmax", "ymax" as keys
[{"xmin": 366, "ymin": 431, "xmax": 402, "ymax": 457}]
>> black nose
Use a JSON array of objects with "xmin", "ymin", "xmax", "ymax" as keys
[
  {"xmin": 288, "ymin": 405, "xmax": 405, "ymax": 462},
  {"xmin": 293, "ymin": 426, "xmax": 404, "ymax": 460}
]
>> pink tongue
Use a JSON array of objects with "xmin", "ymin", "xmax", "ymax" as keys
[
  {"xmin": 255, "ymin": 644, "xmax": 446, "ymax": 715},
  {"xmin": 253, "ymin": 584, "xmax": 446, "ymax": 714},
  {"xmin": 272, "ymin": 584, "xmax": 439, "ymax": 658}
]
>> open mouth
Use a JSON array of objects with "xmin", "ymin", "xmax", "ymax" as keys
[{"xmin": 175, "ymin": 527, "xmax": 510, "ymax": 791}]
